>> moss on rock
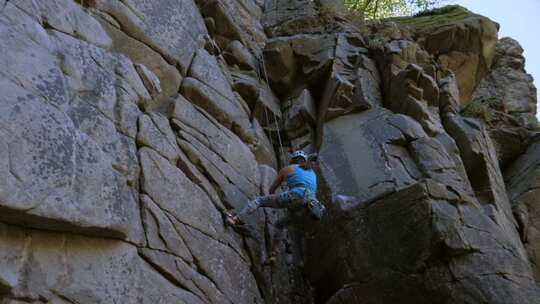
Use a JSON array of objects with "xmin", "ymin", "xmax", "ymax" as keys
[{"xmin": 391, "ymin": 5, "xmax": 472, "ymax": 28}]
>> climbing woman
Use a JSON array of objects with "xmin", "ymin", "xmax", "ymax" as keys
[{"xmin": 225, "ymin": 150, "xmax": 325, "ymax": 263}]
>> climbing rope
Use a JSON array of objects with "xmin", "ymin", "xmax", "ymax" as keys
[{"xmin": 259, "ymin": 54, "xmax": 286, "ymax": 166}]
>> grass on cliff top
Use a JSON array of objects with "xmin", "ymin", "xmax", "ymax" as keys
[{"xmin": 391, "ymin": 5, "xmax": 472, "ymax": 28}]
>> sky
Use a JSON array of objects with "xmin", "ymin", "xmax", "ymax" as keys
[{"xmin": 442, "ymin": 0, "xmax": 540, "ymax": 119}]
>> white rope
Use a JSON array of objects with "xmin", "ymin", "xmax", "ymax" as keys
[
  {"xmin": 253, "ymin": 57, "xmax": 274, "ymax": 151},
  {"xmin": 259, "ymin": 54, "xmax": 286, "ymax": 166}
]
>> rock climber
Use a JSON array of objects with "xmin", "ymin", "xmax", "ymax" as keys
[{"xmin": 225, "ymin": 150, "xmax": 325, "ymax": 264}]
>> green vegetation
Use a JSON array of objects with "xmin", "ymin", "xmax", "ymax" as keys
[
  {"xmin": 527, "ymin": 115, "xmax": 540, "ymax": 131},
  {"xmin": 394, "ymin": 5, "xmax": 471, "ymax": 28},
  {"xmin": 461, "ymin": 97, "xmax": 504, "ymax": 125},
  {"xmin": 367, "ymin": 36, "xmax": 388, "ymax": 49},
  {"xmin": 344, "ymin": 0, "xmax": 442, "ymax": 19}
]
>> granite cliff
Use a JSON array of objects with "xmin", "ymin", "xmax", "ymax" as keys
[{"xmin": 0, "ymin": 1, "xmax": 538, "ymax": 303}]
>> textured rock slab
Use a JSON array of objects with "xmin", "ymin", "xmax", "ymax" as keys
[
  {"xmin": 263, "ymin": 0, "xmax": 324, "ymax": 37},
  {"xmin": 284, "ymin": 89, "xmax": 317, "ymax": 130},
  {"xmin": 505, "ymin": 136, "xmax": 540, "ymax": 279},
  {"xmin": 97, "ymin": 16, "xmax": 182, "ymax": 108},
  {"xmin": 137, "ymin": 113, "xmax": 180, "ymax": 163},
  {"xmin": 224, "ymin": 40, "xmax": 258, "ymax": 71},
  {"xmin": 179, "ymin": 224, "xmax": 263, "ymax": 304},
  {"xmin": 139, "ymin": 148, "xmax": 223, "ymax": 240},
  {"xmin": 307, "ymin": 182, "xmax": 540, "ymax": 304},
  {"xmin": 172, "ymin": 96, "xmax": 260, "ymax": 185},
  {"xmin": 13, "ymin": 0, "xmax": 112, "ymax": 48},
  {"xmin": 386, "ymin": 64, "xmax": 444, "ymax": 136},
  {"xmin": 0, "ymin": 223, "xmax": 204, "ymax": 304},
  {"xmin": 443, "ymin": 115, "xmax": 517, "ymax": 225},
  {"xmin": 396, "ymin": 5, "xmax": 499, "ymax": 102},
  {"xmin": 231, "ymin": 71, "xmax": 282, "ymax": 127},
  {"xmin": 0, "ymin": 4, "xmax": 144, "ymax": 242},
  {"xmin": 140, "ymin": 195, "xmax": 193, "ymax": 263},
  {"xmin": 140, "ymin": 248, "xmax": 233, "ymax": 304},
  {"xmin": 189, "ymin": 49, "xmax": 237, "ymax": 102},
  {"xmin": 173, "ymin": 100, "xmax": 260, "ymax": 209},
  {"xmin": 472, "ymin": 37, "xmax": 538, "ymax": 127},
  {"xmin": 318, "ymin": 109, "xmax": 424, "ymax": 203},
  {"xmin": 198, "ymin": 0, "xmax": 266, "ymax": 52},
  {"xmin": 264, "ymin": 34, "xmax": 336, "ymax": 92},
  {"xmin": 92, "ymin": 0, "xmax": 208, "ymax": 74},
  {"xmin": 181, "ymin": 77, "xmax": 254, "ymax": 143}
]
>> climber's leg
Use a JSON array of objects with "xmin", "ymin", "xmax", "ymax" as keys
[
  {"xmin": 264, "ymin": 215, "xmax": 291, "ymax": 265},
  {"xmin": 226, "ymin": 192, "xmax": 291, "ymax": 225}
]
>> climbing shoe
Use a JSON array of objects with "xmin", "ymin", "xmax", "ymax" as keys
[
  {"xmin": 224, "ymin": 212, "xmax": 242, "ymax": 226},
  {"xmin": 263, "ymin": 255, "xmax": 277, "ymax": 266}
]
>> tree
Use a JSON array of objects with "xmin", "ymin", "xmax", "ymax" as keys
[{"xmin": 344, "ymin": 0, "xmax": 440, "ymax": 19}]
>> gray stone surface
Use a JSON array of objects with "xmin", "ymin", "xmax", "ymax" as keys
[
  {"xmin": 14, "ymin": 0, "xmax": 112, "ymax": 48},
  {"xmin": 0, "ymin": 3, "xmax": 145, "ymax": 243},
  {"xmin": 140, "ymin": 147, "xmax": 223, "ymax": 240},
  {"xmin": 318, "ymin": 109, "xmax": 423, "ymax": 203},
  {"xmin": 224, "ymin": 40, "xmax": 258, "ymax": 71},
  {"xmin": 505, "ymin": 137, "xmax": 540, "ymax": 279},
  {"xmin": 181, "ymin": 77, "xmax": 255, "ymax": 144},
  {"xmin": 97, "ymin": 15, "xmax": 182, "ymax": 110},
  {"xmin": 231, "ymin": 71, "xmax": 282, "ymax": 127},
  {"xmin": 92, "ymin": 0, "xmax": 208, "ymax": 74},
  {"xmin": 443, "ymin": 115, "xmax": 518, "ymax": 228},
  {"xmin": 307, "ymin": 181, "xmax": 540, "ymax": 304},
  {"xmin": 0, "ymin": 1, "xmax": 539, "ymax": 303},
  {"xmin": 472, "ymin": 37, "xmax": 538, "ymax": 128},
  {"xmin": 0, "ymin": 223, "xmax": 204, "ymax": 304},
  {"xmin": 396, "ymin": 5, "xmax": 499, "ymax": 103},
  {"xmin": 172, "ymin": 96, "xmax": 260, "ymax": 187},
  {"xmin": 198, "ymin": 0, "xmax": 266, "ymax": 52},
  {"xmin": 137, "ymin": 113, "xmax": 180, "ymax": 163},
  {"xmin": 190, "ymin": 49, "xmax": 237, "ymax": 102}
]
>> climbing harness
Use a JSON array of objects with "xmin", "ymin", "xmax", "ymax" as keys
[
  {"xmin": 298, "ymin": 187, "xmax": 326, "ymax": 220},
  {"xmin": 306, "ymin": 198, "xmax": 326, "ymax": 220}
]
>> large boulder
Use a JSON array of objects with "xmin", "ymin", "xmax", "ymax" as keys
[
  {"xmin": 317, "ymin": 109, "xmax": 424, "ymax": 203},
  {"xmin": 308, "ymin": 182, "xmax": 540, "ymax": 304},
  {"xmin": 308, "ymin": 109, "xmax": 540, "ymax": 303}
]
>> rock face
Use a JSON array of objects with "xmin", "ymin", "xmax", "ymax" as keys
[
  {"xmin": 505, "ymin": 136, "xmax": 540, "ymax": 280},
  {"xmin": 0, "ymin": 1, "xmax": 539, "ymax": 304},
  {"xmin": 472, "ymin": 37, "xmax": 538, "ymax": 129},
  {"xmin": 394, "ymin": 5, "xmax": 499, "ymax": 103}
]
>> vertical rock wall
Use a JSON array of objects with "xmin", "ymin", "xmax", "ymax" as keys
[
  {"xmin": 0, "ymin": 0, "xmax": 295, "ymax": 303},
  {"xmin": 0, "ymin": 1, "xmax": 538, "ymax": 304}
]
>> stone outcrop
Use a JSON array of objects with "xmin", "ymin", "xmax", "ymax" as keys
[
  {"xmin": 505, "ymin": 136, "xmax": 540, "ymax": 280},
  {"xmin": 0, "ymin": 1, "xmax": 538, "ymax": 304},
  {"xmin": 394, "ymin": 5, "xmax": 499, "ymax": 103}
]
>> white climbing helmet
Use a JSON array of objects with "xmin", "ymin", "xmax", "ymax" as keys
[{"xmin": 290, "ymin": 150, "xmax": 308, "ymax": 161}]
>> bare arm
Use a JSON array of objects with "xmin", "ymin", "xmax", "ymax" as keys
[{"xmin": 268, "ymin": 166, "xmax": 294, "ymax": 194}]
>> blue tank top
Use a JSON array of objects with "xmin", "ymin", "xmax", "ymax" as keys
[{"xmin": 286, "ymin": 165, "xmax": 317, "ymax": 197}]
